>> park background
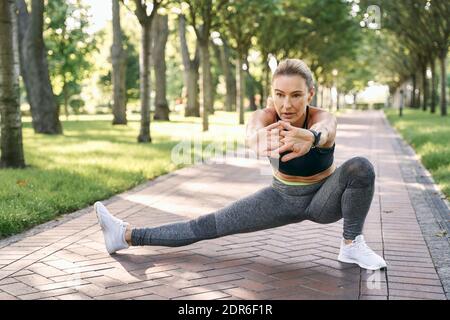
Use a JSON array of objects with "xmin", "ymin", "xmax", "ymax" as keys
[{"xmin": 0, "ymin": 0, "xmax": 449, "ymax": 241}]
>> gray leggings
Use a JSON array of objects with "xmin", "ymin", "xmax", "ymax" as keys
[{"xmin": 131, "ymin": 157, "xmax": 375, "ymax": 246}]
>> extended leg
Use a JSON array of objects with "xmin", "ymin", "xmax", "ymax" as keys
[{"xmin": 131, "ymin": 185, "xmax": 305, "ymax": 247}]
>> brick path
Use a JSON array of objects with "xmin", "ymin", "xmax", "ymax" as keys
[{"xmin": 0, "ymin": 110, "xmax": 448, "ymax": 300}]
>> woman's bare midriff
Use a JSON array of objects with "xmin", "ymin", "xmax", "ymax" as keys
[{"xmin": 274, "ymin": 162, "xmax": 336, "ymax": 183}]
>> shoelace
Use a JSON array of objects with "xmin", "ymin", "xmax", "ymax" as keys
[{"xmin": 354, "ymin": 240, "xmax": 376, "ymax": 256}]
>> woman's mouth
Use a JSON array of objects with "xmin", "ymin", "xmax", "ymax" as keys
[{"xmin": 282, "ymin": 113, "xmax": 295, "ymax": 118}]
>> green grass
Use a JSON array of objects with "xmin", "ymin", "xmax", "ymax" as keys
[
  {"xmin": 0, "ymin": 111, "xmax": 250, "ymax": 239},
  {"xmin": 385, "ymin": 108, "xmax": 450, "ymax": 198}
]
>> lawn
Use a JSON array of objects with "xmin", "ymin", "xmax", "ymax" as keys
[
  {"xmin": 385, "ymin": 108, "xmax": 450, "ymax": 198},
  {"xmin": 0, "ymin": 111, "xmax": 249, "ymax": 239}
]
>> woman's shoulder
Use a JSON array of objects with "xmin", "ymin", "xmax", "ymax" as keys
[
  {"xmin": 262, "ymin": 106, "xmax": 278, "ymax": 122},
  {"xmin": 309, "ymin": 105, "xmax": 331, "ymax": 115},
  {"xmin": 308, "ymin": 105, "xmax": 335, "ymax": 122}
]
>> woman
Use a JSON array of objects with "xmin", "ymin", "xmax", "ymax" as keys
[{"xmin": 95, "ymin": 59, "xmax": 387, "ymax": 271}]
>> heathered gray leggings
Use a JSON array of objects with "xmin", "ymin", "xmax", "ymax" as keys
[{"xmin": 131, "ymin": 156, "xmax": 375, "ymax": 246}]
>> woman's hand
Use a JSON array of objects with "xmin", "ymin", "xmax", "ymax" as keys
[
  {"xmin": 247, "ymin": 122, "xmax": 283, "ymax": 158},
  {"xmin": 275, "ymin": 120, "xmax": 315, "ymax": 162}
]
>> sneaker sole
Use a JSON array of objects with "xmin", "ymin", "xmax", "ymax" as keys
[
  {"xmin": 94, "ymin": 202, "xmax": 106, "ymax": 230},
  {"xmin": 94, "ymin": 203, "xmax": 116, "ymax": 254},
  {"xmin": 338, "ymin": 255, "xmax": 387, "ymax": 271}
]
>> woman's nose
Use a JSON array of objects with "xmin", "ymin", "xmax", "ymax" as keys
[{"xmin": 283, "ymin": 96, "xmax": 292, "ymax": 108}]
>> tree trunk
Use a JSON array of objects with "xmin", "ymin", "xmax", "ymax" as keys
[
  {"xmin": 430, "ymin": 58, "xmax": 437, "ymax": 114},
  {"xmin": 321, "ymin": 86, "xmax": 325, "ymax": 108},
  {"xmin": 246, "ymin": 67, "xmax": 257, "ymax": 111},
  {"xmin": 199, "ymin": 41, "xmax": 211, "ymax": 131},
  {"xmin": 63, "ymin": 82, "xmax": 69, "ymax": 120},
  {"xmin": 439, "ymin": 52, "xmax": 447, "ymax": 116},
  {"xmin": 178, "ymin": 14, "xmax": 200, "ymax": 117},
  {"xmin": 219, "ymin": 40, "xmax": 236, "ymax": 112},
  {"xmin": 0, "ymin": 0, "xmax": 25, "ymax": 168},
  {"xmin": 186, "ymin": 67, "xmax": 200, "ymax": 117},
  {"xmin": 15, "ymin": 0, "xmax": 61, "ymax": 134},
  {"xmin": 152, "ymin": 14, "xmax": 169, "ymax": 121},
  {"xmin": 421, "ymin": 63, "xmax": 428, "ymax": 111},
  {"xmin": 236, "ymin": 54, "xmax": 245, "ymax": 125},
  {"xmin": 353, "ymin": 93, "xmax": 357, "ymax": 110},
  {"xmin": 416, "ymin": 72, "xmax": 422, "ymax": 109},
  {"xmin": 111, "ymin": 0, "xmax": 127, "ymax": 125},
  {"xmin": 410, "ymin": 73, "xmax": 416, "ymax": 108},
  {"xmin": 137, "ymin": 21, "xmax": 152, "ymax": 142},
  {"xmin": 336, "ymin": 90, "xmax": 340, "ymax": 110},
  {"xmin": 312, "ymin": 81, "xmax": 318, "ymax": 107},
  {"xmin": 329, "ymin": 87, "xmax": 333, "ymax": 111},
  {"xmin": 262, "ymin": 63, "xmax": 270, "ymax": 108},
  {"xmin": 209, "ymin": 39, "xmax": 220, "ymax": 115}
]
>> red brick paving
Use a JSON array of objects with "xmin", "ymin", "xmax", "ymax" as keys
[{"xmin": 0, "ymin": 110, "xmax": 447, "ymax": 300}]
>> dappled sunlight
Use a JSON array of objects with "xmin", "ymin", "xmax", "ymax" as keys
[{"xmin": 1, "ymin": 114, "xmax": 253, "ymax": 237}]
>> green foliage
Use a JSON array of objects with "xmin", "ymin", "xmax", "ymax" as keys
[
  {"xmin": 0, "ymin": 112, "xmax": 250, "ymax": 238},
  {"xmin": 44, "ymin": 0, "xmax": 98, "ymax": 113},
  {"xmin": 97, "ymin": 33, "xmax": 140, "ymax": 103},
  {"xmin": 219, "ymin": 0, "xmax": 278, "ymax": 57},
  {"xmin": 385, "ymin": 108, "xmax": 450, "ymax": 197}
]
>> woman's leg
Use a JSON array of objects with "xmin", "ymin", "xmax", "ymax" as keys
[
  {"xmin": 305, "ymin": 156, "xmax": 386, "ymax": 270},
  {"xmin": 131, "ymin": 185, "xmax": 309, "ymax": 247},
  {"xmin": 306, "ymin": 156, "xmax": 375, "ymax": 240}
]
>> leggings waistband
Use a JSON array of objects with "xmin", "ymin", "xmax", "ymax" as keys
[{"xmin": 271, "ymin": 176, "xmax": 326, "ymax": 196}]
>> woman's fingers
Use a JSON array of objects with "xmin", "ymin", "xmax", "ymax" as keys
[
  {"xmin": 277, "ymin": 120, "xmax": 292, "ymax": 130},
  {"xmin": 281, "ymin": 152, "xmax": 301, "ymax": 162},
  {"xmin": 262, "ymin": 149, "xmax": 280, "ymax": 158},
  {"xmin": 273, "ymin": 142, "xmax": 293, "ymax": 155},
  {"xmin": 265, "ymin": 122, "xmax": 281, "ymax": 131},
  {"xmin": 267, "ymin": 137, "xmax": 282, "ymax": 151}
]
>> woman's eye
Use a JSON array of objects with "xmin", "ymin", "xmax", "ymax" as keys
[{"xmin": 276, "ymin": 93, "xmax": 284, "ymax": 98}]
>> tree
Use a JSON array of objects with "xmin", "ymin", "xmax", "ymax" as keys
[
  {"xmin": 219, "ymin": 0, "xmax": 276, "ymax": 124},
  {"xmin": 185, "ymin": 0, "xmax": 219, "ymax": 131},
  {"xmin": 217, "ymin": 37, "xmax": 236, "ymax": 112},
  {"xmin": 366, "ymin": 0, "xmax": 449, "ymax": 115},
  {"xmin": 430, "ymin": 1, "xmax": 450, "ymax": 116},
  {"xmin": 152, "ymin": 13, "xmax": 170, "ymax": 120},
  {"xmin": 0, "ymin": 0, "xmax": 25, "ymax": 168},
  {"xmin": 130, "ymin": 0, "xmax": 162, "ymax": 142},
  {"xmin": 255, "ymin": 4, "xmax": 284, "ymax": 108},
  {"xmin": 112, "ymin": 0, "xmax": 127, "ymax": 124},
  {"xmin": 15, "ymin": 0, "xmax": 62, "ymax": 134},
  {"xmin": 178, "ymin": 13, "xmax": 200, "ymax": 117},
  {"xmin": 45, "ymin": 0, "xmax": 97, "ymax": 118}
]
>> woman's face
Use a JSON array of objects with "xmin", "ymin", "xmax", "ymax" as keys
[{"xmin": 272, "ymin": 75, "xmax": 314, "ymax": 126}]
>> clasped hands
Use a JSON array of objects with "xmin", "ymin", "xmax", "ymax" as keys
[{"xmin": 252, "ymin": 121, "xmax": 315, "ymax": 162}]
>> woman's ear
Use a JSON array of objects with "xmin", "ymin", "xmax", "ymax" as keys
[{"xmin": 307, "ymin": 88, "xmax": 315, "ymax": 103}]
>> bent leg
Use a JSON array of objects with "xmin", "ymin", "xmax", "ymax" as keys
[
  {"xmin": 131, "ymin": 186, "xmax": 304, "ymax": 247},
  {"xmin": 306, "ymin": 157, "xmax": 375, "ymax": 240}
]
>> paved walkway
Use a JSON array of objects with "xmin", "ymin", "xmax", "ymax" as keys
[{"xmin": 0, "ymin": 110, "xmax": 449, "ymax": 300}]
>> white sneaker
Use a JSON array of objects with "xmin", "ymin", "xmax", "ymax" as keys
[
  {"xmin": 94, "ymin": 201, "xmax": 129, "ymax": 254},
  {"xmin": 337, "ymin": 235, "xmax": 387, "ymax": 270}
]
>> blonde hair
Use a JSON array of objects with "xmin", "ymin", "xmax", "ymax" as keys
[{"xmin": 272, "ymin": 59, "xmax": 315, "ymax": 91}]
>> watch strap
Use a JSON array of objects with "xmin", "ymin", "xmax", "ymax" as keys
[{"xmin": 308, "ymin": 129, "xmax": 321, "ymax": 148}]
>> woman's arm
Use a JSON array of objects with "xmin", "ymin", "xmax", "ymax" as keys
[
  {"xmin": 245, "ymin": 100, "xmax": 281, "ymax": 158},
  {"xmin": 309, "ymin": 110, "xmax": 337, "ymax": 148},
  {"xmin": 276, "ymin": 109, "xmax": 337, "ymax": 162}
]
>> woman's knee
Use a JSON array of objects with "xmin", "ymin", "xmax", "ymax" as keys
[{"xmin": 339, "ymin": 157, "xmax": 375, "ymax": 188}]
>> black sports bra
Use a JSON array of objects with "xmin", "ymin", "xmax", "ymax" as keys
[{"xmin": 268, "ymin": 106, "xmax": 335, "ymax": 177}]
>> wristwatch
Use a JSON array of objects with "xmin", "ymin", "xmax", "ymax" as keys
[{"xmin": 308, "ymin": 129, "xmax": 322, "ymax": 148}]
